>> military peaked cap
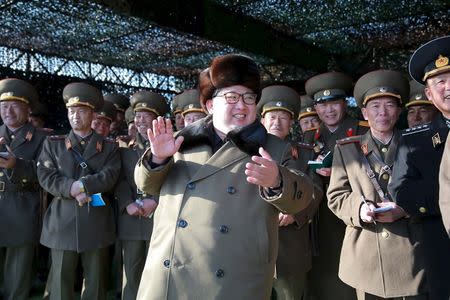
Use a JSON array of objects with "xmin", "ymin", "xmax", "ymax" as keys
[
  {"xmin": 305, "ymin": 72, "xmax": 353, "ymax": 104},
  {"xmin": 0, "ymin": 78, "xmax": 39, "ymax": 109},
  {"xmin": 354, "ymin": 70, "xmax": 409, "ymax": 107},
  {"xmin": 257, "ymin": 85, "xmax": 300, "ymax": 119},
  {"xmin": 63, "ymin": 82, "xmax": 103, "ymax": 111},
  {"xmin": 130, "ymin": 91, "xmax": 169, "ymax": 116},
  {"xmin": 409, "ymin": 35, "xmax": 450, "ymax": 84}
]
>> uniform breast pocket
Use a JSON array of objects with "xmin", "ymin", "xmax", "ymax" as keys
[{"xmin": 256, "ymin": 222, "xmax": 270, "ymax": 264}]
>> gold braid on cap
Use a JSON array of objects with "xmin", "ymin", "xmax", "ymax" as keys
[
  {"xmin": 0, "ymin": 92, "xmax": 29, "ymax": 104},
  {"xmin": 66, "ymin": 97, "xmax": 95, "ymax": 109}
]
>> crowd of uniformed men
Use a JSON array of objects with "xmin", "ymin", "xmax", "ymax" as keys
[{"xmin": 0, "ymin": 35, "xmax": 449, "ymax": 300}]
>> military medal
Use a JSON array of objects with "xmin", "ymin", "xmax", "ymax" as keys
[{"xmin": 432, "ymin": 133, "xmax": 442, "ymax": 148}]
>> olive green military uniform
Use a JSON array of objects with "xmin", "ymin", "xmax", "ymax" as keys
[
  {"xmin": 37, "ymin": 83, "xmax": 121, "ymax": 300},
  {"xmin": 258, "ymin": 85, "xmax": 323, "ymax": 300},
  {"xmin": 302, "ymin": 72, "xmax": 369, "ymax": 300},
  {"xmin": 177, "ymin": 89, "xmax": 205, "ymax": 117},
  {"xmin": 115, "ymin": 91, "xmax": 169, "ymax": 300},
  {"xmin": 328, "ymin": 70, "xmax": 426, "ymax": 299},
  {"xmin": 0, "ymin": 79, "xmax": 48, "ymax": 300}
]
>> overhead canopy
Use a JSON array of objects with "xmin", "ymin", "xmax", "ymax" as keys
[{"xmin": 0, "ymin": 0, "xmax": 448, "ymax": 91}]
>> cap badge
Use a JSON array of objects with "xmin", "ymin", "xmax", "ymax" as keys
[
  {"xmin": 306, "ymin": 107, "xmax": 312, "ymax": 112},
  {"xmin": 100, "ymin": 112, "xmax": 105, "ymax": 116},
  {"xmin": 435, "ymin": 54, "xmax": 449, "ymax": 68},
  {"xmin": 323, "ymin": 90, "xmax": 331, "ymax": 96},
  {"xmin": 276, "ymin": 101, "xmax": 282, "ymax": 107},
  {"xmin": 142, "ymin": 103, "xmax": 147, "ymax": 107},
  {"xmin": 0, "ymin": 92, "xmax": 13, "ymax": 99},
  {"xmin": 68, "ymin": 97, "xmax": 80, "ymax": 105},
  {"xmin": 188, "ymin": 104, "xmax": 194, "ymax": 109},
  {"xmin": 415, "ymin": 94, "xmax": 422, "ymax": 100},
  {"xmin": 379, "ymin": 87, "xmax": 387, "ymax": 93}
]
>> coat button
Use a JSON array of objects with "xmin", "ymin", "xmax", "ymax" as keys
[
  {"xmin": 381, "ymin": 147, "xmax": 388, "ymax": 153},
  {"xmin": 215, "ymin": 269, "xmax": 225, "ymax": 278},
  {"xmin": 419, "ymin": 207, "xmax": 427, "ymax": 213},
  {"xmin": 382, "ymin": 173, "xmax": 389, "ymax": 180},
  {"xmin": 381, "ymin": 231, "xmax": 389, "ymax": 239},
  {"xmin": 178, "ymin": 219, "xmax": 188, "ymax": 228},
  {"xmin": 163, "ymin": 259, "xmax": 170, "ymax": 267},
  {"xmin": 219, "ymin": 225, "xmax": 229, "ymax": 233},
  {"xmin": 187, "ymin": 182, "xmax": 195, "ymax": 190},
  {"xmin": 0, "ymin": 172, "xmax": 3, "ymax": 177},
  {"xmin": 226, "ymin": 186, "xmax": 236, "ymax": 194}
]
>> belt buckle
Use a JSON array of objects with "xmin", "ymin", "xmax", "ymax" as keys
[
  {"xmin": 0, "ymin": 181, "xmax": 5, "ymax": 192},
  {"xmin": 80, "ymin": 162, "xmax": 87, "ymax": 169}
]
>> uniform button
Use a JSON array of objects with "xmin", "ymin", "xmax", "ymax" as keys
[
  {"xmin": 419, "ymin": 207, "xmax": 427, "ymax": 213},
  {"xmin": 219, "ymin": 225, "xmax": 229, "ymax": 233},
  {"xmin": 80, "ymin": 140, "xmax": 86, "ymax": 145},
  {"xmin": 381, "ymin": 231, "xmax": 389, "ymax": 239},
  {"xmin": 22, "ymin": 178, "xmax": 27, "ymax": 183},
  {"xmin": 226, "ymin": 186, "xmax": 236, "ymax": 194},
  {"xmin": 0, "ymin": 172, "xmax": 4, "ymax": 177},
  {"xmin": 187, "ymin": 182, "xmax": 195, "ymax": 190},
  {"xmin": 381, "ymin": 147, "xmax": 388, "ymax": 153},
  {"xmin": 178, "ymin": 219, "xmax": 188, "ymax": 228},
  {"xmin": 308, "ymin": 219, "xmax": 313, "ymax": 224},
  {"xmin": 215, "ymin": 269, "xmax": 225, "ymax": 278},
  {"xmin": 10, "ymin": 135, "xmax": 15, "ymax": 140},
  {"xmin": 163, "ymin": 259, "xmax": 170, "ymax": 267},
  {"xmin": 382, "ymin": 174, "xmax": 389, "ymax": 180}
]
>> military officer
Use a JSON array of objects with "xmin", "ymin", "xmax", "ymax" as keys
[
  {"xmin": 115, "ymin": 90, "xmax": 169, "ymax": 299},
  {"xmin": 328, "ymin": 70, "xmax": 427, "ymax": 299},
  {"xmin": 171, "ymin": 93, "xmax": 185, "ymax": 131},
  {"xmin": 0, "ymin": 78, "xmax": 48, "ymax": 300},
  {"xmin": 258, "ymin": 85, "xmax": 323, "ymax": 300},
  {"xmin": 298, "ymin": 95, "xmax": 320, "ymax": 133},
  {"xmin": 439, "ymin": 136, "xmax": 450, "ymax": 238},
  {"xmin": 389, "ymin": 35, "xmax": 450, "ymax": 299},
  {"xmin": 134, "ymin": 54, "xmax": 314, "ymax": 299},
  {"xmin": 37, "ymin": 82, "xmax": 121, "ymax": 300},
  {"xmin": 105, "ymin": 93, "xmax": 129, "ymax": 138},
  {"xmin": 405, "ymin": 80, "xmax": 439, "ymax": 128},
  {"xmin": 177, "ymin": 89, "xmax": 207, "ymax": 126},
  {"xmin": 92, "ymin": 99, "xmax": 116, "ymax": 137},
  {"xmin": 303, "ymin": 72, "xmax": 368, "ymax": 300},
  {"xmin": 125, "ymin": 106, "xmax": 137, "ymax": 139}
]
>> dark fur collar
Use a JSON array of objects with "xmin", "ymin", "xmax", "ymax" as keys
[{"xmin": 176, "ymin": 115, "xmax": 267, "ymax": 155}]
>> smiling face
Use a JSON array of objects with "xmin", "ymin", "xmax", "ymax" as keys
[
  {"xmin": 134, "ymin": 110, "xmax": 157, "ymax": 138},
  {"xmin": 0, "ymin": 101, "xmax": 30, "ymax": 130},
  {"xmin": 206, "ymin": 85, "xmax": 257, "ymax": 139},
  {"xmin": 314, "ymin": 99, "xmax": 347, "ymax": 129},
  {"xmin": 425, "ymin": 72, "xmax": 450, "ymax": 118},
  {"xmin": 68, "ymin": 106, "xmax": 93, "ymax": 132},
  {"xmin": 362, "ymin": 96, "xmax": 401, "ymax": 136}
]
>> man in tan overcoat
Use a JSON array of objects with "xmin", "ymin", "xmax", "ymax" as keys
[
  {"xmin": 37, "ymin": 82, "xmax": 120, "ymax": 300},
  {"xmin": 0, "ymin": 78, "xmax": 48, "ymax": 299},
  {"xmin": 328, "ymin": 70, "xmax": 426, "ymax": 299},
  {"xmin": 258, "ymin": 85, "xmax": 323, "ymax": 300},
  {"xmin": 134, "ymin": 54, "xmax": 314, "ymax": 300},
  {"xmin": 440, "ymin": 136, "xmax": 450, "ymax": 238}
]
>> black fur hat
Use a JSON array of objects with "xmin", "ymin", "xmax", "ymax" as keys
[{"xmin": 199, "ymin": 54, "xmax": 260, "ymax": 109}]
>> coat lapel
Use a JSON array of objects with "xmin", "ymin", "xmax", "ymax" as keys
[
  {"xmin": 83, "ymin": 132, "xmax": 103, "ymax": 161},
  {"xmin": 0, "ymin": 125, "xmax": 10, "ymax": 150},
  {"xmin": 189, "ymin": 141, "xmax": 248, "ymax": 183},
  {"xmin": 9, "ymin": 123, "xmax": 34, "ymax": 150}
]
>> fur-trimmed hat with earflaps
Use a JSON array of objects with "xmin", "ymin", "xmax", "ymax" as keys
[{"xmin": 198, "ymin": 54, "xmax": 261, "ymax": 110}]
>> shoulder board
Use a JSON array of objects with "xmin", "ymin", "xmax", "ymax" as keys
[
  {"xmin": 296, "ymin": 141, "xmax": 314, "ymax": 150},
  {"xmin": 358, "ymin": 120, "xmax": 369, "ymax": 127},
  {"xmin": 303, "ymin": 126, "xmax": 319, "ymax": 133},
  {"xmin": 402, "ymin": 124, "xmax": 430, "ymax": 136},
  {"xmin": 104, "ymin": 137, "xmax": 117, "ymax": 143},
  {"xmin": 48, "ymin": 135, "xmax": 66, "ymax": 140},
  {"xmin": 336, "ymin": 135, "xmax": 362, "ymax": 145}
]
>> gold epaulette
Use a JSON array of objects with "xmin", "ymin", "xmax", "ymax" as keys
[
  {"xmin": 48, "ymin": 135, "xmax": 66, "ymax": 140},
  {"xmin": 358, "ymin": 120, "xmax": 369, "ymax": 127},
  {"xmin": 336, "ymin": 135, "xmax": 362, "ymax": 145},
  {"xmin": 402, "ymin": 124, "xmax": 430, "ymax": 136}
]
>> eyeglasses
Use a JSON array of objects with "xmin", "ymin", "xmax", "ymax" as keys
[{"xmin": 214, "ymin": 91, "xmax": 257, "ymax": 105}]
